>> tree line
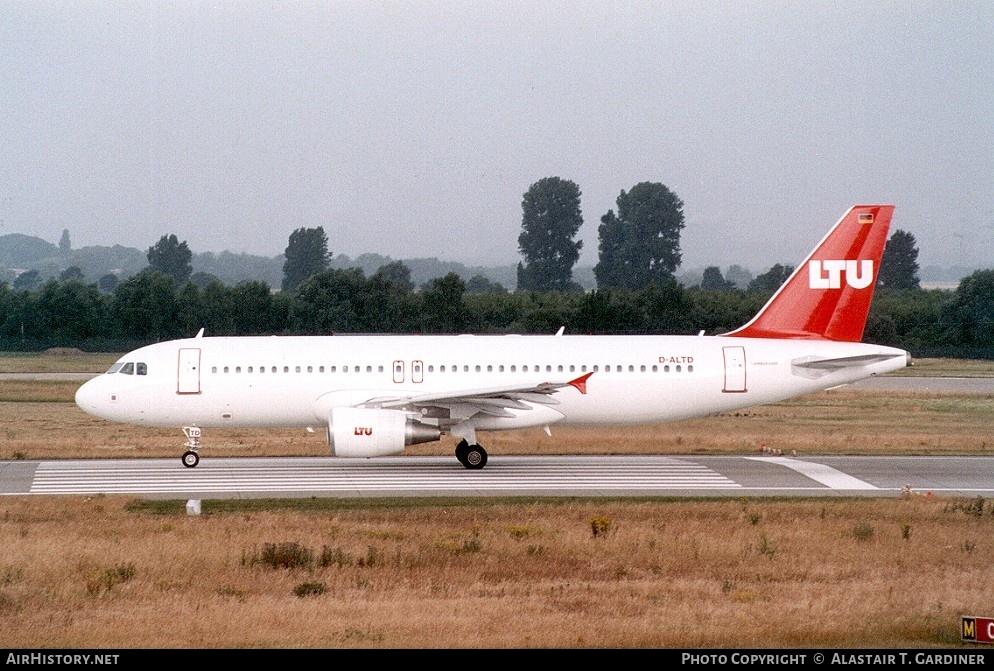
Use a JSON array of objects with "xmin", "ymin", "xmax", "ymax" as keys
[
  {"xmin": 2, "ymin": 261, "xmax": 993, "ymax": 358},
  {"xmin": 3, "ymin": 175, "xmax": 990, "ymax": 357}
]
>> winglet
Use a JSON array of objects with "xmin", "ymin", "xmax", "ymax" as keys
[
  {"xmin": 568, "ymin": 372, "xmax": 593, "ymax": 394},
  {"xmin": 723, "ymin": 205, "xmax": 894, "ymax": 342}
]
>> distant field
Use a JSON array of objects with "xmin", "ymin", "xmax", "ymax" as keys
[
  {"xmin": 0, "ymin": 351, "xmax": 118, "ymax": 373},
  {"xmin": 892, "ymin": 357, "xmax": 994, "ymax": 377}
]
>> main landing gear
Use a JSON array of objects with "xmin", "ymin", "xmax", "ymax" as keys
[
  {"xmin": 181, "ymin": 426, "xmax": 201, "ymax": 468},
  {"xmin": 455, "ymin": 439, "xmax": 487, "ymax": 470}
]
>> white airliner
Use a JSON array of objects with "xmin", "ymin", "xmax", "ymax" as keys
[{"xmin": 75, "ymin": 205, "xmax": 909, "ymax": 469}]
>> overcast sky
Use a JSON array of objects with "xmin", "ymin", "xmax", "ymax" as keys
[{"xmin": 2, "ymin": 1, "xmax": 992, "ymax": 273}]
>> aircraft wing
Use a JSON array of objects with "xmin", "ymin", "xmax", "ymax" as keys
[{"xmin": 358, "ymin": 372, "xmax": 593, "ymax": 419}]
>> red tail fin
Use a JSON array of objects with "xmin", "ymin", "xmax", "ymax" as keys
[{"xmin": 724, "ymin": 205, "xmax": 894, "ymax": 342}]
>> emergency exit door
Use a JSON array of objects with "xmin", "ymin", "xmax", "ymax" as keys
[
  {"xmin": 722, "ymin": 346, "xmax": 746, "ymax": 393},
  {"xmin": 177, "ymin": 348, "xmax": 201, "ymax": 394}
]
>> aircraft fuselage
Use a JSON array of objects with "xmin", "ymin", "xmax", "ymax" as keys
[{"xmin": 75, "ymin": 333, "xmax": 908, "ymax": 430}]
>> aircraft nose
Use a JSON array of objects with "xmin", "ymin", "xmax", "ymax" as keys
[{"xmin": 75, "ymin": 377, "xmax": 104, "ymax": 416}]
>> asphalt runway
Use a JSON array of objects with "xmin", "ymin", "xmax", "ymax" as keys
[{"xmin": 3, "ymin": 454, "xmax": 993, "ymax": 500}]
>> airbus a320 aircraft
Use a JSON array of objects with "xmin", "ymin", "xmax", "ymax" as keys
[{"xmin": 75, "ymin": 205, "xmax": 909, "ymax": 469}]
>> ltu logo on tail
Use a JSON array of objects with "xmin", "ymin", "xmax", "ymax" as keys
[{"xmin": 808, "ymin": 260, "xmax": 874, "ymax": 289}]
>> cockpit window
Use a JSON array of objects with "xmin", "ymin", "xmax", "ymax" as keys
[
  {"xmin": 121, "ymin": 362, "xmax": 135, "ymax": 375},
  {"xmin": 106, "ymin": 363, "xmax": 124, "ymax": 374},
  {"xmin": 136, "ymin": 362, "xmax": 147, "ymax": 375}
]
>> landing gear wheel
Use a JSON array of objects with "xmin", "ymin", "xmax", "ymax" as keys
[
  {"xmin": 463, "ymin": 444, "xmax": 487, "ymax": 470},
  {"xmin": 455, "ymin": 439, "xmax": 470, "ymax": 466},
  {"xmin": 182, "ymin": 427, "xmax": 202, "ymax": 468}
]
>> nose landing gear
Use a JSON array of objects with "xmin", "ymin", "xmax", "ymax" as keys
[{"xmin": 182, "ymin": 426, "xmax": 201, "ymax": 468}]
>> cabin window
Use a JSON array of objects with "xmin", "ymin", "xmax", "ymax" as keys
[
  {"xmin": 676, "ymin": 365, "xmax": 682, "ymax": 372},
  {"xmin": 569, "ymin": 365, "xmax": 575, "ymax": 372},
  {"xmin": 487, "ymin": 365, "xmax": 493, "ymax": 372},
  {"xmin": 640, "ymin": 365, "xmax": 646, "ymax": 372},
  {"xmin": 523, "ymin": 365, "xmax": 529, "ymax": 372},
  {"xmin": 307, "ymin": 366, "xmax": 313, "ymax": 373},
  {"xmin": 283, "ymin": 366, "xmax": 289, "ymax": 373},
  {"xmin": 511, "ymin": 365, "xmax": 516, "ymax": 372},
  {"xmin": 235, "ymin": 366, "xmax": 241, "ymax": 373},
  {"xmin": 271, "ymin": 367, "xmax": 277, "ymax": 373},
  {"xmin": 378, "ymin": 365, "xmax": 384, "ymax": 373},
  {"xmin": 366, "ymin": 365, "xmax": 373, "ymax": 373},
  {"xmin": 499, "ymin": 365, "xmax": 504, "ymax": 372},
  {"xmin": 475, "ymin": 365, "xmax": 481, "ymax": 372},
  {"xmin": 688, "ymin": 365, "xmax": 694, "ymax": 373},
  {"xmin": 652, "ymin": 365, "xmax": 658, "ymax": 372},
  {"xmin": 557, "ymin": 365, "xmax": 563, "ymax": 372},
  {"xmin": 223, "ymin": 366, "xmax": 230, "ymax": 373},
  {"xmin": 581, "ymin": 365, "xmax": 587, "ymax": 372},
  {"xmin": 212, "ymin": 367, "xmax": 218, "ymax": 374},
  {"xmin": 463, "ymin": 365, "xmax": 469, "ymax": 372},
  {"xmin": 319, "ymin": 366, "xmax": 324, "ymax": 373}
]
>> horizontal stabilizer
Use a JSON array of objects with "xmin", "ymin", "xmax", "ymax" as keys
[{"xmin": 791, "ymin": 352, "xmax": 906, "ymax": 378}]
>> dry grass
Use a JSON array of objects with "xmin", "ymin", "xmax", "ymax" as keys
[
  {"xmin": 0, "ymin": 495, "xmax": 992, "ymax": 648},
  {"xmin": 1, "ymin": 354, "xmax": 992, "ymax": 648},
  {"xmin": 0, "ymin": 351, "xmax": 118, "ymax": 374}
]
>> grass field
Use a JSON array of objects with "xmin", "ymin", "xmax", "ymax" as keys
[{"xmin": 1, "ymin": 353, "xmax": 992, "ymax": 648}]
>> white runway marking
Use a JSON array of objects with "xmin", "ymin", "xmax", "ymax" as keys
[
  {"xmin": 28, "ymin": 457, "xmax": 741, "ymax": 495},
  {"xmin": 747, "ymin": 456, "xmax": 878, "ymax": 490}
]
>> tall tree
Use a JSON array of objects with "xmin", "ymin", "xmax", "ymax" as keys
[
  {"xmin": 942, "ymin": 269, "xmax": 994, "ymax": 348},
  {"xmin": 699, "ymin": 266, "xmax": 736, "ymax": 291},
  {"xmin": 372, "ymin": 260, "xmax": 413, "ymax": 291},
  {"xmin": 59, "ymin": 229, "xmax": 71, "ymax": 255},
  {"xmin": 112, "ymin": 269, "xmax": 180, "ymax": 340},
  {"xmin": 282, "ymin": 227, "xmax": 330, "ymax": 292},
  {"xmin": 98, "ymin": 273, "xmax": 119, "ymax": 294},
  {"xmin": 748, "ymin": 264, "xmax": 794, "ymax": 293},
  {"xmin": 877, "ymin": 229, "xmax": 921, "ymax": 290},
  {"xmin": 420, "ymin": 272, "xmax": 466, "ymax": 333},
  {"xmin": 59, "ymin": 266, "xmax": 84, "ymax": 282},
  {"xmin": 35, "ymin": 279, "xmax": 107, "ymax": 344},
  {"xmin": 12, "ymin": 269, "xmax": 41, "ymax": 292},
  {"xmin": 147, "ymin": 234, "xmax": 192, "ymax": 285},
  {"xmin": 516, "ymin": 177, "xmax": 584, "ymax": 292},
  {"xmin": 594, "ymin": 182, "xmax": 684, "ymax": 290},
  {"xmin": 725, "ymin": 264, "xmax": 753, "ymax": 290}
]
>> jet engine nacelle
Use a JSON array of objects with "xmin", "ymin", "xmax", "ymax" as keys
[{"xmin": 327, "ymin": 407, "xmax": 441, "ymax": 458}]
